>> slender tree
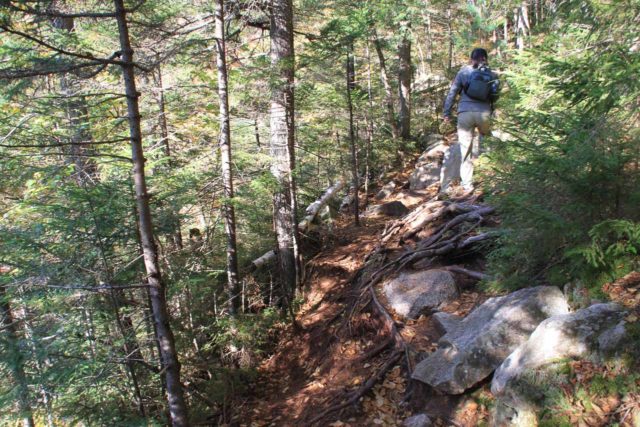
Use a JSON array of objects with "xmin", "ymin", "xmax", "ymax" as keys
[
  {"xmin": 373, "ymin": 31, "xmax": 399, "ymax": 138},
  {"xmin": 153, "ymin": 62, "xmax": 184, "ymax": 251},
  {"xmin": 346, "ymin": 45, "xmax": 360, "ymax": 226},
  {"xmin": 398, "ymin": 33, "xmax": 411, "ymax": 140},
  {"xmin": 51, "ymin": 14, "xmax": 98, "ymax": 185},
  {"xmin": 269, "ymin": 0, "xmax": 300, "ymax": 298},
  {"xmin": 214, "ymin": 0, "xmax": 241, "ymax": 314},
  {"xmin": 113, "ymin": 0, "xmax": 189, "ymax": 424}
]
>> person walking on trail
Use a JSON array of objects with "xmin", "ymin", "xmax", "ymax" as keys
[{"xmin": 440, "ymin": 48, "xmax": 499, "ymax": 197}]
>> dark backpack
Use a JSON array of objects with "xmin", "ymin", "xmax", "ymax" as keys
[{"xmin": 464, "ymin": 65, "xmax": 498, "ymax": 102}]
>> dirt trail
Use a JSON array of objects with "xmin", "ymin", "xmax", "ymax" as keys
[{"xmin": 242, "ymin": 167, "xmax": 492, "ymax": 427}]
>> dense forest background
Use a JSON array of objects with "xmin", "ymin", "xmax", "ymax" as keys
[{"xmin": 1, "ymin": 0, "xmax": 638, "ymax": 425}]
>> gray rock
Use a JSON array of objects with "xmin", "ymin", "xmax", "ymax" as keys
[
  {"xmin": 375, "ymin": 180, "xmax": 397, "ymax": 200},
  {"xmin": 409, "ymin": 140, "xmax": 448, "ymax": 191},
  {"xmin": 422, "ymin": 133, "xmax": 446, "ymax": 147},
  {"xmin": 368, "ymin": 200, "xmax": 410, "ymax": 217},
  {"xmin": 383, "ymin": 270, "xmax": 458, "ymax": 319},
  {"xmin": 423, "ymin": 142, "xmax": 448, "ymax": 161},
  {"xmin": 491, "ymin": 303, "xmax": 626, "ymax": 396},
  {"xmin": 493, "ymin": 396, "xmax": 538, "ymax": 427},
  {"xmin": 403, "ymin": 413, "xmax": 432, "ymax": 427},
  {"xmin": 412, "ymin": 286, "xmax": 569, "ymax": 394},
  {"xmin": 409, "ymin": 162, "xmax": 440, "ymax": 190},
  {"xmin": 432, "ymin": 312, "xmax": 462, "ymax": 334}
]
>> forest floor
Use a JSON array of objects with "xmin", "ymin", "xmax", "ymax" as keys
[
  {"xmin": 240, "ymin": 161, "xmax": 494, "ymax": 427},
  {"xmin": 238, "ymin": 152, "xmax": 640, "ymax": 427}
]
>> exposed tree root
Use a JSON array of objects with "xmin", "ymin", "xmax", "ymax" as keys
[
  {"xmin": 443, "ymin": 265, "xmax": 491, "ymax": 281},
  {"xmin": 307, "ymin": 350, "xmax": 403, "ymax": 426},
  {"xmin": 307, "ymin": 199, "xmax": 497, "ymax": 425}
]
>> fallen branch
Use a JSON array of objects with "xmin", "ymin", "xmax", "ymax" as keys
[
  {"xmin": 308, "ymin": 350, "xmax": 403, "ymax": 425},
  {"xmin": 299, "ymin": 179, "xmax": 345, "ymax": 231},
  {"xmin": 250, "ymin": 180, "xmax": 345, "ymax": 271},
  {"xmin": 443, "ymin": 265, "xmax": 491, "ymax": 281}
]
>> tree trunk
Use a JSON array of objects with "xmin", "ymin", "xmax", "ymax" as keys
[
  {"xmin": 425, "ymin": 12, "xmax": 433, "ymax": 70},
  {"xmin": 254, "ymin": 118, "xmax": 261, "ymax": 149},
  {"xmin": 515, "ymin": 6, "xmax": 527, "ymax": 51},
  {"xmin": 363, "ymin": 42, "xmax": 375, "ymax": 209},
  {"xmin": 270, "ymin": 0, "xmax": 300, "ymax": 299},
  {"xmin": 215, "ymin": 0, "xmax": 241, "ymax": 315},
  {"xmin": 112, "ymin": 1, "xmax": 189, "ymax": 425},
  {"xmin": 504, "ymin": 16, "xmax": 509, "ymax": 48},
  {"xmin": 398, "ymin": 35, "xmax": 411, "ymax": 140},
  {"xmin": 373, "ymin": 32, "xmax": 399, "ymax": 138},
  {"xmin": 154, "ymin": 63, "xmax": 183, "ymax": 250},
  {"xmin": 346, "ymin": 46, "xmax": 360, "ymax": 226},
  {"xmin": 52, "ymin": 15, "xmax": 98, "ymax": 185},
  {"xmin": 447, "ymin": 8, "xmax": 454, "ymax": 71},
  {"xmin": 0, "ymin": 285, "xmax": 35, "ymax": 427},
  {"xmin": 521, "ymin": 3, "xmax": 531, "ymax": 47}
]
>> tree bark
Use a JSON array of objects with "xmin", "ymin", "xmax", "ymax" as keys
[
  {"xmin": 215, "ymin": 0, "xmax": 241, "ymax": 315},
  {"xmin": 398, "ymin": 34, "xmax": 411, "ymax": 140},
  {"xmin": 154, "ymin": 63, "xmax": 183, "ymax": 250},
  {"xmin": 363, "ymin": 41, "xmax": 374, "ymax": 209},
  {"xmin": 254, "ymin": 118, "xmax": 261, "ymax": 149},
  {"xmin": 447, "ymin": 7, "xmax": 454, "ymax": 71},
  {"xmin": 113, "ymin": 1, "xmax": 189, "ymax": 425},
  {"xmin": 52, "ymin": 15, "xmax": 98, "ymax": 185},
  {"xmin": 0, "ymin": 285, "xmax": 35, "ymax": 427},
  {"xmin": 346, "ymin": 45, "xmax": 360, "ymax": 226},
  {"xmin": 373, "ymin": 32, "xmax": 399, "ymax": 138},
  {"xmin": 270, "ymin": 0, "xmax": 300, "ymax": 298}
]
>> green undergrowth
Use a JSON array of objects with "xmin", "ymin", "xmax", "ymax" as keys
[
  {"xmin": 478, "ymin": 1, "xmax": 640, "ymax": 297},
  {"xmin": 510, "ymin": 357, "xmax": 639, "ymax": 427}
]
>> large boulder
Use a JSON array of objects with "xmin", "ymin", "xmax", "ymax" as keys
[
  {"xmin": 432, "ymin": 312, "xmax": 462, "ymax": 334},
  {"xmin": 383, "ymin": 270, "xmax": 458, "ymax": 319},
  {"xmin": 412, "ymin": 286, "xmax": 569, "ymax": 394},
  {"xmin": 403, "ymin": 414, "xmax": 432, "ymax": 427},
  {"xmin": 492, "ymin": 303, "xmax": 626, "ymax": 395},
  {"xmin": 375, "ymin": 180, "xmax": 397, "ymax": 200},
  {"xmin": 409, "ymin": 163, "xmax": 441, "ymax": 190},
  {"xmin": 367, "ymin": 200, "xmax": 410, "ymax": 217},
  {"xmin": 409, "ymin": 137, "xmax": 448, "ymax": 190},
  {"xmin": 491, "ymin": 303, "xmax": 627, "ymax": 426}
]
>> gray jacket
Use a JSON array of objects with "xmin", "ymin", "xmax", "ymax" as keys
[{"xmin": 443, "ymin": 64, "xmax": 498, "ymax": 117}]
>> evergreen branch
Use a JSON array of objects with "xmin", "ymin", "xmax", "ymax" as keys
[
  {"xmin": 0, "ymin": 24, "xmax": 125, "ymax": 66},
  {"xmin": 1, "ymin": 0, "xmax": 147, "ymax": 19}
]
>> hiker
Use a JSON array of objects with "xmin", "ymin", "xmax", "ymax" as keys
[{"xmin": 439, "ymin": 48, "xmax": 499, "ymax": 196}]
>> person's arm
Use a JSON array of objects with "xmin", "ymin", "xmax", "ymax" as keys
[{"xmin": 443, "ymin": 71, "xmax": 464, "ymax": 118}]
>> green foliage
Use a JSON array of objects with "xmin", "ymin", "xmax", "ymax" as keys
[{"xmin": 483, "ymin": 0, "xmax": 640, "ymax": 292}]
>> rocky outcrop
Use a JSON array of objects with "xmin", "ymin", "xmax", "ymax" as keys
[
  {"xmin": 432, "ymin": 312, "xmax": 462, "ymax": 334},
  {"xmin": 376, "ymin": 180, "xmax": 397, "ymax": 200},
  {"xmin": 492, "ymin": 303, "xmax": 626, "ymax": 395},
  {"xmin": 383, "ymin": 270, "xmax": 458, "ymax": 319},
  {"xmin": 491, "ymin": 303, "xmax": 627, "ymax": 426},
  {"xmin": 412, "ymin": 286, "xmax": 569, "ymax": 394},
  {"xmin": 367, "ymin": 200, "xmax": 410, "ymax": 217},
  {"xmin": 409, "ymin": 135, "xmax": 447, "ymax": 190},
  {"xmin": 403, "ymin": 413, "xmax": 432, "ymax": 427}
]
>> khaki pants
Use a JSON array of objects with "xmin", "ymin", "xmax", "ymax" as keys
[{"xmin": 440, "ymin": 111, "xmax": 491, "ymax": 192}]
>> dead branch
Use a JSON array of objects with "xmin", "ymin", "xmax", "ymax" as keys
[
  {"xmin": 308, "ymin": 350, "xmax": 403, "ymax": 426},
  {"xmin": 443, "ymin": 265, "xmax": 490, "ymax": 281},
  {"xmin": 250, "ymin": 180, "xmax": 345, "ymax": 271}
]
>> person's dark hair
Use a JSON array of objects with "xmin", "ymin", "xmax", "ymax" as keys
[{"xmin": 470, "ymin": 48, "xmax": 488, "ymax": 67}]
